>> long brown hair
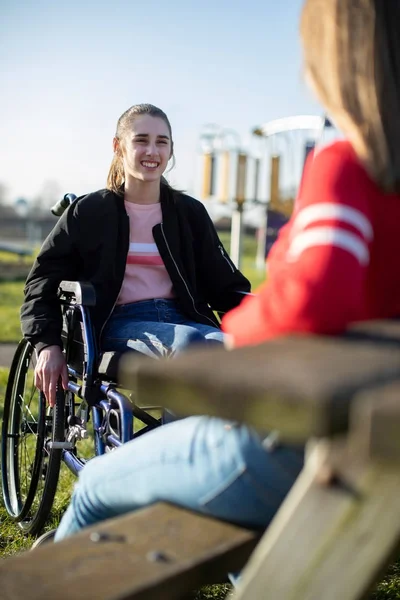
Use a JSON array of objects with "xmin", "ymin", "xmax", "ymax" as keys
[
  {"xmin": 300, "ymin": 0, "xmax": 400, "ymax": 193},
  {"xmin": 106, "ymin": 104, "xmax": 174, "ymax": 194}
]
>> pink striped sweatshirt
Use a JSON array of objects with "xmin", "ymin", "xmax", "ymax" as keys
[{"xmin": 116, "ymin": 201, "xmax": 175, "ymax": 305}]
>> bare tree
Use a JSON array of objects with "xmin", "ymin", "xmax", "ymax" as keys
[
  {"xmin": 0, "ymin": 182, "xmax": 17, "ymax": 219},
  {"xmin": 30, "ymin": 180, "xmax": 62, "ymax": 216},
  {"xmin": 0, "ymin": 181, "xmax": 9, "ymax": 205}
]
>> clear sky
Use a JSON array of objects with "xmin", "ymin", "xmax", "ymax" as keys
[{"xmin": 1, "ymin": 0, "xmax": 321, "ymax": 205}]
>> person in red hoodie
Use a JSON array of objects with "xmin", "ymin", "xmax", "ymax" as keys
[
  {"xmin": 35, "ymin": 0, "xmax": 400, "ymax": 548},
  {"xmin": 223, "ymin": 0, "xmax": 400, "ymax": 346}
]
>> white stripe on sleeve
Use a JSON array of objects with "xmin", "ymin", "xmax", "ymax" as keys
[
  {"xmin": 292, "ymin": 203, "xmax": 373, "ymax": 241},
  {"xmin": 287, "ymin": 227, "xmax": 370, "ymax": 265}
]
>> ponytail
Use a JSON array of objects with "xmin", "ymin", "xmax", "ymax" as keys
[{"xmin": 106, "ymin": 153, "xmax": 125, "ymax": 195}]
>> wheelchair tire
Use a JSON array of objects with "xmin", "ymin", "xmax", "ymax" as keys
[{"xmin": 1, "ymin": 339, "xmax": 65, "ymax": 536}]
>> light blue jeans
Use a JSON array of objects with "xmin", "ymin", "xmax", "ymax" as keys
[
  {"xmin": 55, "ymin": 416, "xmax": 304, "ymax": 540},
  {"xmin": 101, "ymin": 299, "xmax": 224, "ymax": 357}
]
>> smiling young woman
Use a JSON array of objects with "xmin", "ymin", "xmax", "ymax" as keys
[
  {"xmin": 109, "ymin": 105, "xmax": 174, "ymax": 202},
  {"xmin": 21, "ymin": 103, "xmax": 250, "ymax": 407}
]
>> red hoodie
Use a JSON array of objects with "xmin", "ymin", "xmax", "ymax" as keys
[{"xmin": 222, "ymin": 141, "xmax": 400, "ymax": 347}]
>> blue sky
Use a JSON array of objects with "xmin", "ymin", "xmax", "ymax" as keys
[{"xmin": 1, "ymin": 0, "xmax": 321, "ymax": 205}]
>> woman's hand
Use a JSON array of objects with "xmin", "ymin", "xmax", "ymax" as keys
[{"xmin": 34, "ymin": 345, "xmax": 69, "ymax": 407}]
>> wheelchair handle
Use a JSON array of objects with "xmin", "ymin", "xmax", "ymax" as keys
[{"xmin": 51, "ymin": 193, "xmax": 77, "ymax": 217}]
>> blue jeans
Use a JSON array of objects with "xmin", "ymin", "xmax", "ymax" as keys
[
  {"xmin": 102, "ymin": 299, "xmax": 224, "ymax": 358},
  {"xmin": 55, "ymin": 416, "xmax": 304, "ymax": 540}
]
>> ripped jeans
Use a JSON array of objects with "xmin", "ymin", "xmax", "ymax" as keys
[
  {"xmin": 55, "ymin": 416, "xmax": 304, "ymax": 540},
  {"xmin": 101, "ymin": 298, "xmax": 224, "ymax": 358}
]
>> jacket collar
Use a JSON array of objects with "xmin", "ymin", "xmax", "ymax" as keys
[{"xmin": 112, "ymin": 182, "xmax": 174, "ymax": 213}]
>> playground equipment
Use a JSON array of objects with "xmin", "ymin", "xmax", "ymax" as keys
[{"xmin": 198, "ymin": 115, "xmax": 337, "ymax": 269}]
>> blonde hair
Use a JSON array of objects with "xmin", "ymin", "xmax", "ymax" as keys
[
  {"xmin": 300, "ymin": 0, "xmax": 400, "ymax": 193},
  {"xmin": 106, "ymin": 104, "xmax": 174, "ymax": 194}
]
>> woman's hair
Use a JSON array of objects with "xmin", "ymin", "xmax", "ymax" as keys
[
  {"xmin": 300, "ymin": 0, "xmax": 400, "ymax": 193},
  {"xmin": 106, "ymin": 104, "xmax": 174, "ymax": 194}
]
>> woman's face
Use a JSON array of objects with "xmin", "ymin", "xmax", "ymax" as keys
[{"xmin": 118, "ymin": 114, "xmax": 172, "ymax": 183}]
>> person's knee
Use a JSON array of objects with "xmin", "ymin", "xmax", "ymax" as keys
[
  {"xmin": 173, "ymin": 328, "xmax": 206, "ymax": 354},
  {"xmin": 204, "ymin": 331, "xmax": 225, "ymax": 344},
  {"xmin": 76, "ymin": 455, "xmax": 106, "ymax": 498},
  {"xmin": 68, "ymin": 463, "xmax": 105, "ymax": 523}
]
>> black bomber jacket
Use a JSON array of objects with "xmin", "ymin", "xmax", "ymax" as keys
[{"xmin": 21, "ymin": 183, "xmax": 251, "ymax": 353}]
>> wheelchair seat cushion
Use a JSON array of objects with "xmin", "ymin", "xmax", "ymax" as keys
[{"xmin": 98, "ymin": 351, "xmax": 121, "ymax": 381}]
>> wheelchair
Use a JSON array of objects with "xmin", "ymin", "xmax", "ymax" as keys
[{"xmin": 1, "ymin": 279, "xmax": 165, "ymax": 536}]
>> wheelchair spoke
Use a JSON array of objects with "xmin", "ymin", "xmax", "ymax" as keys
[
  {"xmin": 24, "ymin": 399, "xmax": 37, "ymax": 423},
  {"xmin": 15, "ymin": 391, "xmax": 40, "ymax": 504},
  {"xmin": 21, "ymin": 444, "xmax": 31, "ymax": 499}
]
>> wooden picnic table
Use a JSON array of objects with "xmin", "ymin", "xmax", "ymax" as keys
[{"xmin": 2, "ymin": 319, "xmax": 400, "ymax": 599}]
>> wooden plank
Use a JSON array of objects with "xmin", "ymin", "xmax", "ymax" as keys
[
  {"xmin": 347, "ymin": 319, "xmax": 400, "ymax": 345},
  {"xmin": 232, "ymin": 438, "xmax": 400, "ymax": 600},
  {"xmin": 0, "ymin": 502, "xmax": 258, "ymax": 600},
  {"xmin": 120, "ymin": 333, "xmax": 400, "ymax": 442},
  {"xmin": 350, "ymin": 381, "xmax": 400, "ymax": 461}
]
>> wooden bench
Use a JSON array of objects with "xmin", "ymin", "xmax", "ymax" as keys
[
  {"xmin": 0, "ymin": 503, "xmax": 257, "ymax": 600},
  {"xmin": 2, "ymin": 319, "xmax": 400, "ymax": 599}
]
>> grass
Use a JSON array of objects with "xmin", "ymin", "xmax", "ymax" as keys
[
  {"xmin": 0, "ymin": 250, "xmax": 35, "ymax": 264},
  {"xmin": 1, "ymin": 236, "xmax": 399, "ymax": 598},
  {"xmin": 0, "ymin": 281, "xmax": 24, "ymax": 342}
]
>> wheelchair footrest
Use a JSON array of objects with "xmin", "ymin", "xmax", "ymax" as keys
[{"xmin": 47, "ymin": 441, "xmax": 75, "ymax": 450}]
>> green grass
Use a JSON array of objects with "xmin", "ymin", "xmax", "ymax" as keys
[
  {"xmin": 0, "ymin": 281, "xmax": 24, "ymax": 342},
  {"xmin": 0, "ymin": 367, "xmax": 37, "ymax": 556},
  {"xmin": 0, "ymin": 250, "xmax": 35, "ymax": 264},
  {"xmin": 218, "ymin": 231, "xmax": 265, "ymax": 290},
  {"xmin": 0, "ymin": 367, "xmax": 7, "ymax": 422}
]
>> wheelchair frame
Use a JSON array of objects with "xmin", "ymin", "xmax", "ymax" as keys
[{"xmin": 1, "ymin": 280, "xmax": 162, "ymax": 536}]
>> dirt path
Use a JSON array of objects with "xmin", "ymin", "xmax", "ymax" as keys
[{"xmin": 0, "ymin": 344, "xmax": 17, "ymax": 368}]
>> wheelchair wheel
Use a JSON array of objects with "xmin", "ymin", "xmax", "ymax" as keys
[{"xmin": 1, "ymin": 339, "xmax": 65, "ymax": 536}]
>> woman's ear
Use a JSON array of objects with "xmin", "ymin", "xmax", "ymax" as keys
[{"xmin": 113, "ymin": 137, "xmax": 120, "ymax": 154}]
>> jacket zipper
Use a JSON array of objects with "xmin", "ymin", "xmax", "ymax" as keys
[
  {"xmin": 160, "ymin": 223, "xmax": 218, "ymax": 328},
  {"xmin": 218, "ymin": 244, "xmax": 235, "ymax": 273},
  {"xmin": 99, "ymin": 285, "xmax": 124, "ymax": 346}
]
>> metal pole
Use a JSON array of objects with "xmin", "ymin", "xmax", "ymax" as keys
[
  {"xmin": 270, "ymin": 154, "xmax": 281, "ymax": 211},
  {"xmin": 256, "ymin": 213, "xmax": 267, "ymax": 270},
  {"xmin": 201, "ymin": 152, "xmax": 216, "ymax": 199},
  {"xmin": 230, "ymin": 205, "xmax": 243, "ymax": 269},
  {"xmin": 230, "ymin": 152, "xmax": 247, "ymax": 269},
  {"xmin": 253, "ymin": 157, "xmax": 260, "ymax": 202},
  {"xmin": 219, "ymin": 150, "xmax": 230, "ymax": 203},
  {"xmin": 253, "ymin": 155, "xmax": 267, "ymax": 270}
]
